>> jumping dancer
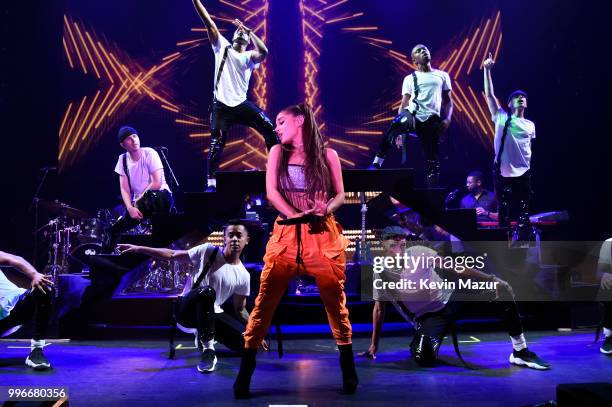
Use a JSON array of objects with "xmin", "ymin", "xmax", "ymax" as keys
[{"xmin": 192, "ymin": 0, "xmax": 279, "ymax": 191}]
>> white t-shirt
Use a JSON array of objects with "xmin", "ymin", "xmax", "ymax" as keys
[
  {"xmin": 212, "ymin": 35, "xmax": 259, "ymax": 107},
  {"xmin": 185, "ymin": 244, "xmax": 250, "ymax": 314},
  {"xmin": 599, "ymin": 238, "xmax": 612, "ymax": 267},
  {"xmin": 373, "ymin": 245, "xmax": 452, "ymax": 320},
  {"xmin": 402, "ymin": 69, "xmax": 452, "ymax": 122},
  {"xmin": 398, "ymin": 245, "xmax": 453, "ymax": 318},
  {"xmin": 114, "ymin": 147, "xmax": 170, "ymax": 202},
  {"xmin": 492, "ymin": 109, "xmax": 536, "ymax": 177},
  {"xmin": 0, "ymin": 271, "xmax": 26, "ymax": 320}
]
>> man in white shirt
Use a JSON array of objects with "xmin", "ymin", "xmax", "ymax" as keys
[
  {"xmin": 192, "ymin": 0, "xmax": 279, "ymax": 192},
  {"xmin": 483, "ymin": 53, "xmax": 535, "ymax": 241},
  {"xmin": 105, "ymin": 126, "xmax": 173, "ymax": 252},
  {"xmin": 0, "ymin": 251, "xmax": 54, "ymax": 370},
  {"xmin": 118, "ymin": 219, "xmax": 262, "ymax": 373},
  {"xmin": 371, "ymin": 44, "xmax": 454, "ymax": 187}
]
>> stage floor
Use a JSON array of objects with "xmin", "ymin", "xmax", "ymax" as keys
[{"xmin": 1, "ymin": 330, "xmax": 610, "ymax": 406}]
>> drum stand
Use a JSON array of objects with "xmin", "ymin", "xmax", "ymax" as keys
[
  {"xmin": 126, "ymin": 258, "xmax": 190, "ymax": 294},
  {"xmin": 42, "ymin": 218, "xmax": 78, "ymax": 298}
]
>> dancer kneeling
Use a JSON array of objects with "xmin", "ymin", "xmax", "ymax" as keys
[
  {"xmin": 234, "ymin": 103, "xmax": 358, "ymax": 398},
  {"xmin": 362, "ymin": 225, "xmax": 550, "ymax": 370},
  {"xmin": 118, "ymin": 219, "xmax": 261, "ymax": 373}
]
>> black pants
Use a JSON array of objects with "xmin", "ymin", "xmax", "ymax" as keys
[
  {"xmin": 208, "ymin": 100, "xmax": 279, "ymax": 178},
  {"xmin": 601, "ymin": 302, "xmax": 612, "ymax": 330},
  {"xmin": 417, "ymin": 293, "xmax": 523, "ymax": 338},
  {"xmin": 494, "ymin": 170, "xmax": 531, "ymax": 237},
  {"xmin": 106, "ymin": 190, "xmax": 173, "ymax": 251},
  {"xmin": 375, "ymin": 114, "xmax": 443, "ymax": 186},
  {"xmin": 176, "ymin": 286, "xmax": 245, "ymax": 352},
  {"xmin": 411, "ymin": 289, "xmax": 523, "ymax": 364},
  {"xmin": 0, "ymin": 289, "xmax": 52, "ymax": 341}
]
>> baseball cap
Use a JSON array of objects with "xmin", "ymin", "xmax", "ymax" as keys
[{"xmin": 117, "ymin": 126, "xmax": 137, "ymax": 143}]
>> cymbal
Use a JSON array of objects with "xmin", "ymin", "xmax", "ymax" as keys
[{"xmin": 38, "ymin": 200, "xmax": 88, "ymax": 218}]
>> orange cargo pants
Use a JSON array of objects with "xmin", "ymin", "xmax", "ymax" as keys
[{"xmin": 244, "ymin": 215, "xmax": 352, "ymax": 348}]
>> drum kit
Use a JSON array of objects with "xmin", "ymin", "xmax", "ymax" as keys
[
  {"xmin": 37, "ymin": 199, "xmax": 185, "ymax": 294},
  {"xmin": 36, "ymin": 200, "xmax": 111, "ymax": 283}
]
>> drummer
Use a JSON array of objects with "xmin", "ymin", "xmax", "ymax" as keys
[{"xmin": 104, "ymin": 126, "xmax": 173, "ymax": 253}]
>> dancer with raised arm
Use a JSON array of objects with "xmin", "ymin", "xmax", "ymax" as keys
[
  {"xmin": 484, "ymin": 52, "xmax": 535, "ymax": 242},
  {"xmin": 192, "ymin": 0, "xmax": 279, "ymax": 191}
]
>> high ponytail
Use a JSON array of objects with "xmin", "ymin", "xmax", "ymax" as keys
[{"xmin": 278, "ymin": 102, "xmax": 333, "ymax": 208}]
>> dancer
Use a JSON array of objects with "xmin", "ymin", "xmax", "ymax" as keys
[
  {"xmin": 371, "ymin": 44, "xmax": 453, "ymax": 187},
  {"xmin": 118, "ymin": 220, "xmax": 260, "ymax": 373},
  {"xmin": 233, "ymin": 103, "xmax": 358, "ymax": 398},
  {"xmin": 597, "ymin": 238, "xmax": 612, "ymax": 355},
  {"xmin": 106, "ymin": 126, "xmax": 173, "ymax": 252},
  {"xmin": 484, "ymin": 52, "xmax": 535, "ymax": 241},
  {"xmin": 361, "ymin": 226, "xmax": 550, "ymax": 370},
  {"xmin": 192, "ymin": 0, "xmax": 279, "ymax": 191},
  {"xmin": 0, "ymin": 251, "xmax": 53, "ymax": 370}
]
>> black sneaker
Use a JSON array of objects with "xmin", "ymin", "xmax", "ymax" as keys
[
  {"xmin": 509, "ymin": 348, "xmax": 550, "ymax": 370},
  {"xmin": 197, "ymin": 349, "xmax": 217, "ymax": 373},
  {"xmin": 601, "ymin": 335, "xmax": 612, "ymax": 355},
  {"xmin": 25, "ymin": 347, "xmax": 51, "ymax": 371}
]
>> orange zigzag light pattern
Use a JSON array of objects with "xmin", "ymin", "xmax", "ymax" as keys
[
  {"xmin": 439, "ymin": 10, "xmax": 502, "ymax": 145},
  {"xmin": 60, "ymin": 15, "xmax": 202, "ymax": 170},
  {"xmin": 299, "ymin": 0, "xmax": 373, "ymax": 167}
]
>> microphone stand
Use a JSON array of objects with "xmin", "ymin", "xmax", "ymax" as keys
[
  {"xmin": 157, "ymin": 147, "xmax": 180, "ymax": 194},
  {"xmin": 444, "ymin": 189, "xmax": 460, "ymax": 211},
  {"xmin": 29, "ymin": 168, "xmax": 52, "ymax": 265}
]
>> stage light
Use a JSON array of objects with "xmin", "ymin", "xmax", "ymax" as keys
[
  {"xmin": 61, "ymin": 5, "xmax": 503, "ymax": 171},
  {"xmin": 60, "ymin": 15, "xmax": 196, "ymax": 170}
]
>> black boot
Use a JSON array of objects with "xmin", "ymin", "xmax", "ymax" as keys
[
  {"xmin": 206, "ymin": 128, "xmax": 227, "ymax": 189},
  {"xmin": 516, "ymin": 198, "xmax": 531, "ymax": 241},
  {"xmin": 425, "ymin": 159, "xmax": 440, "ymax": 188},
  {"xmin": 338, "ymin": 344, "xmax": 358, "ymax": 394},
  {"xmin": 233, "ymin": 348, "xmax": 257, "ymax": 399},
  {"xmin": 410, "ymin": 332, "xmax": 443, "ymax": 367}
]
